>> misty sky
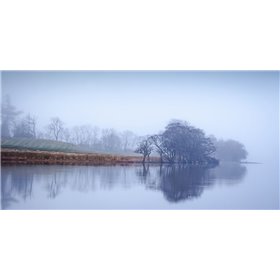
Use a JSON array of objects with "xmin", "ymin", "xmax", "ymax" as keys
[{"xmin": 1, "ymin": 71, "xmax": 279, "ymax": 163}]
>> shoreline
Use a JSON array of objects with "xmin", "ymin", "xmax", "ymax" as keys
[
  {"xmin": 1, "ymin": 148, "xmax": 220, "ymax": 167},
  {"xmin": 240, "ymin": 161, "xmax": 262, "ymax": 164},
  {"xmin": 1, "ymin": 148, "xmax": 160, "ymax": 165}
]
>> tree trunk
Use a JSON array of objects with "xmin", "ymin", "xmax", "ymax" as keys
[{"xmin": 142, "ymin": 155, "xmax": 146, "ymax": 163}]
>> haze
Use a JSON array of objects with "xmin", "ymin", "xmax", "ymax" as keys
[{"xmin": 1, "ymin": 71, "xmax": 279, "ymax": 164}]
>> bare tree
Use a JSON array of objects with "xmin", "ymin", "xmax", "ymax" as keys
[
  {"xmin": 61, "ymin": 127, "xmax": 71, "ymax": 142},
  {"xmin": 101, "ymin": 129, "xmax": 122, "ymax": 152},
  {"xmin": 90, "ymin": 126, "xmax": 100, "ymax": 147},
  {"xmin": 150, "ymin": 134, "xmax": 165, "ymax": 163},
  {"xmin": 13, "ymin": 114, "xmax": 37, "ymax": 139},
  {"xmin": 70, "ymin": 125, "xmax": 99, "ymax": 146},
  {"xmin": 71, "ymin": 126, "xmax": 85, "ymax": 145},
  {"xmin": 80, "ymin": 125, "xmax": 95, "ymax": 146},
  {"xmin": 1, "ymin": 94, "xmax": 21, "ymax": 138},
  {"xmin": 25, "ymin": 114, "xmax": 37, "ymax": 138},
  {"xmin": 121, "ymin": 130, "xmax": 138, "ymax": 152},
  {"xmin": 135, "ymin": 137, "xmax": 153, "ymax": 163},
  {"xmin": 47, "ymin": 117, "xmax": 64, "ymax": 141}
]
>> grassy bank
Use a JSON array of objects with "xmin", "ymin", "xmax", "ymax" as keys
[
  {"xmin": 1, "ymin": 138, "xmax": 82, "ymax": 153},
  {"xmin": 0, "ymin": 148, "xmax": 160, "ymax": 165}
]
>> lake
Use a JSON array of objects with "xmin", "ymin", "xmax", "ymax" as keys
[{"xmin": 1, "ymin": 163, "xmax": 279, "ymax": 209}]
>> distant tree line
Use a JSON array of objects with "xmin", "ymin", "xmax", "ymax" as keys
[
  {"xmin": 1, "ymin": 94, "xmax": 139, "ymax": 153},
  {"xmin": 210, "ymin": 136, "xmax": 248, "ymax": 162},
  {"xmin": 1, "ymin": 94, "xmax": 248, "ymax": 162}
]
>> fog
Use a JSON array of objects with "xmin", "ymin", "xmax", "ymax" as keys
[{"xmin": 1, "ymin": 71, "xmax": 279, "ymax": 164}]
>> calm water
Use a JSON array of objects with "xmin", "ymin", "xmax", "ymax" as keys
[{"xmin": 1, "ymin": 163, "xmax": 279, "ymax": 209}]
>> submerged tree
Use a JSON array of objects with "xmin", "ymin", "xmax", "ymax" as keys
[
  {"xmin": 150, "ymin": 120, "xmax": 216, "ymax": 164},
  {"xmin": 150, "ymin": 134, "xmax": 166, "ymax": 163},
  {"xmin": 135, "ymin": 137, "xmax": 153, "ymax": 163}
]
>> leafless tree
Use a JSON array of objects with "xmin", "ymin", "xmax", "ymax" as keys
[
  {"xmin": 13, "ymin": 114, "xmax": 37, "ymax": 138},
  {"xmin": 25, "ymin": 114, "xmax": 37, "ymax": 138},
  {"xmin": 150, "ymin": 134, "xmax": 165, "ymax": 163},
  {"xmin": 61, "ymin": 127, "xmax": 71, "ymax": 142},
  {"xmin": 135, "ymin": 137, "xmax": 153, "ymax": 163},
  {"xmin": 47, "ymin": 117, "xmax": 64, "ymax": 141},
  {"xmin": 121, "ymin": 130, "xmax": 138, "ymax": 152},
  {"xmin": 90, "ymin": 126, "xmax": 100, "ymax": 147},
  {"xmin": 70, "ymin": 125, "xmax": 99, "ymax": 146},
  {"xmin": 101, "ymin": 128, "xmax": 122, "ymax": 151},
  {"xmin": 1, "ymin": 94, "xmax": 21, "ymax": 138}
]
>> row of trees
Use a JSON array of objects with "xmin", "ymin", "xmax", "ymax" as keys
[
  {"xmin": 210, "ymin": 137, "xmax": 248, "ymax": 162},
  {"xmin": 1, "ymin": 94, "xmax": 22, "ymax": 138},
  {"xmin": 135, "ymin": 120, "xmax": 217, "ymax": 164},
  {"xmin": 1, "ymin": 95, "xmax": 139, "ymax": 153},
  {"xmin": 45, "ymin": 121, "xmax": 139, "ymax": 153},
  {"xmin": 1, "ymin": 95, "xmax": 248, "ymax": 162},
  {"xmin": 134, "ymin": 120, "xmax": 248, "ymax": 163}
]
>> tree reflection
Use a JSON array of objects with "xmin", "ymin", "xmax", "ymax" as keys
[
  {"xmin": 1, "ymin": 163, "xmax": 247, "ymax": 209},
  {"xmin": 211, "ymin": 163, "xmax": 247, "ymax": 185},
  {"xmin": 135, "ymin": 164, "xmax": 150, "ymax": 184},
  {"xmin": 143, "ymin": 165, "xmax": 213, "ymax": 202},
  {"xmin": 137, "ymin": 163, "xmax": 247, "ymax": 202},
  {"xmin": 1, "ymin": 166, "xmax": 34, "ymax": 209},
  {"xmin": 47, "ymin": 173, "xmax": 62, "ymax": 199}
]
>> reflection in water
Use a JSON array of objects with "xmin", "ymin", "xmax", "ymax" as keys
[
  {"xmin": 135, "ymin": 163, "xmax": 247, "ymax": 202},
  {"xmin": 1, "ymin": 163, "xmax": 247, "ymax": 209},
  {"xmin": 1, "ymin": 167, "xmax": 34, "ymax": 209},
  {"xmin": 212, "ymin": 163, "xmax": 247, "ymax": 185},
  {"xmin": 149, "ymin": 165, "xmax": 213, "ymax": 202}
]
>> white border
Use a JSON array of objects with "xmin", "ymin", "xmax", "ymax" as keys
[
  {"xmin": 0, "ymin": 0, "xmax": 280, "ymax": 70},
  {"xmin": 0, "ymin": 1, "xmax": 279, "ymax": 280}
]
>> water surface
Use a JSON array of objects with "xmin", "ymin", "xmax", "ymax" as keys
[{"xmin": 1, "ymin": 163, "xmax": 279, "ymax": 209}]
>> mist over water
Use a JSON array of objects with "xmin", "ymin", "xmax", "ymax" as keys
[
  {"xmin": 2, "ymin": 71, "xmax": 279, "ymax": 164},
  {"xmin": 1, "ymin": 71, "xmax": 279, "ymax": 210},
  {"xmin": 1, "ymin": 163, "xmax": 278, "ymax": 210}
]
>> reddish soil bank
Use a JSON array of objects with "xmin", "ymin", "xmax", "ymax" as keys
[{"xmin": 1, "ymin": 149, "xmax": 160, "ymax": 165}]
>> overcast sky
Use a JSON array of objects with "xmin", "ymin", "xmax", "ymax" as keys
[{"xmin": 1, "ymin": 71, "xmax": 279, "ymax": 163}]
